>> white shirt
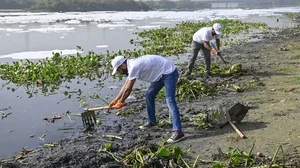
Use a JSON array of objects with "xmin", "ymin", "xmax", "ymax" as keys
[
  {"xmin": 127, "ymin": 55, "xmax": 176, "ymax": 82},
  {"xmin": 193, "ymin": 27, "xmax": 220, "ymax": 44}
]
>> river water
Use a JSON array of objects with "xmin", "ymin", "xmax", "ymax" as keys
[{"xmin": 0, "ymin": 7, "xmax": 300, "ymax": 158}]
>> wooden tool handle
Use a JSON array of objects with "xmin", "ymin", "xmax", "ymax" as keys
[
  {"xmin": 85, "ymin": 102, "xmax": 128, "ymax": 111},
  {"xmin": 229, "ymin": 121, "xmax": 246, "ymax": 139},
  {"xmin": 85, "ymin": 106, "xmax": 110, "ymax": 111}
]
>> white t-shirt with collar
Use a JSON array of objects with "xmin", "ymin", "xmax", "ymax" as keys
[
  {"xmin": 193, "ymin": 27, "xmax": 220, "ymax": 44},
  {"xmin": 127, "ymin": 55, "xmax": 176, "ymax": 83}
]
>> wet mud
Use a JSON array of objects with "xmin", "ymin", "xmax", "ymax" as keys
[{"xmin": 1, "ymin": 27, "xmax": 300, "ymax": 168}]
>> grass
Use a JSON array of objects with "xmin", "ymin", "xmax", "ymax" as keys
[
  {"xmin": 289, "ymin": 54, "xmax": 300, "ymax": 59},
  {"xmin": 293, "ymin": 75, "xmax": 300, "ymax": 84},
  {"xmin": 288, "ymin": 44, "xmax": 300, "ymax": 50},
  {"xmin": 275, "ymin": 66, "xmax": 296, "ymax": 73}
]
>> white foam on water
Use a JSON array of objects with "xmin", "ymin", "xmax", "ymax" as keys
[
  {"xmin": 19, "ymin": 25, "xmax": 27, "ymax": 27},
  {"xmin": 28, "ymin": 27, "xmax": 75, "ymax": 33},
  {"xmin": 150, "ymin": 22, "xmax": 170, "ymax": 24},
  {"xmin": 65, "ymin": 20, "xmax": 81, "ymax": 24},
  {"xmin": 6, "ymin": 28, "xmax": 25, "ymax": 33},
  {"xmin": 60, "ymin": 36, "xmax": 65, "ymax": 38},
  {"xmin": 0, "ymin": 24, "xmax": 75, "ymax": 33},
  {"xmin": 137, "ymin": 25, "xmax": 161, "ymax": 29},
  {"xmin": 0, "ymin": 28, "xmax": 26, "ymax": 33},
  {"xmin": 96, "ymin": 45, "xmax": 108, "ymax": 48},
  {"xmin": 113, "ymin": 21, "xmax": 131, "ymax": 24},
  {"xmin": 0, "ymin": 12, "xmax": 50, "ymax": 17},
  {"xmin": 0, "ymin": 49, "xmax": 83, "ymax": 59},
  {"xmin": 0, "ymin": 7, "xmax": 298, "ymax": 24},
  {"xmin": 97, "ymin": 23, "xmax": 135, "ymax": 28}
]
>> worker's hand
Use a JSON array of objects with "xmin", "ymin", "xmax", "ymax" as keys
[
  {"xmin": 112, "ymin": 101, "xmax": 126, "ymax": 109},
  {"xmin": 211, "ymin": 48, "xmax": 218, "ymax": 55},
  {"xmin": 108, "ymin": 100, "xmax": 118, "ymax": 108}
]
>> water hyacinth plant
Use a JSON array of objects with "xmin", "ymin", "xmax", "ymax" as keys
[
  {"xmin": 0, "ymin": 19, "xmax": 268, "ymax": 98},
  {"xmin": 133, "ymin": 19, "xmax": 267, "ymax": 56}
]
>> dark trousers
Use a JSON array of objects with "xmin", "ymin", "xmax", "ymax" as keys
[{"xmin": 187, "ymin": 40, "xmax": 211, "ymax": 74}]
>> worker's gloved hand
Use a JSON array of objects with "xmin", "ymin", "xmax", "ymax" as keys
[
  {"xmin": 109, "ymin": 100, "xmax": 118, "ymax": 108},
  {"xmin": 211, "ymin": 48, "xmax": 218, "ymax": 55},
  {"xmin": 112, "ymin": 101, "xmax": 126, "ymax": 109}
]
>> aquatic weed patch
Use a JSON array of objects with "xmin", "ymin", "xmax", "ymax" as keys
[
  {"xmin": 176, "ymin": 78, "xmax": 217, "ymax": 101},
  {"xmin": 285, "ymin": 12, "xmax": 300, "ymax": 20},
  {"xmin": 133, "ymin": 19, "xmax": 268, "ymax": 56},
  {"xmin": 157, "ymin": 63, "xmax": 259, "ymax": 101},
  {"xmin": 0, "ymin": 51, "xmax": 105, "ymax": 96},
  {"xmin": 0, "ymin": 49, "xmax": 131, "ymax": 98},
  {"xmin": 0, "ymin": 19, "xmax": 268, "ymax": 98}
]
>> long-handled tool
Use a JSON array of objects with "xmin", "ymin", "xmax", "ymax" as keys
[
  {"xmin": 224, "ymin": 110, "xmax": 245, "ymax": 139},
  {"xmin": 81, "ymin": 110, "xmax": 97, "ymax": 127},
  {"xmin": 81, "ymin": 106, "xmax": 110, "ymax": 127},
  {"xmin": 81, "ymin": 100, "xmax": 132, "ymax": 127},
  {"xmin": 212, "ymin": 103, "xmax": 248, "ymax": 139},
  {"xmin": 210, "ymin": 42, "xmax": 227, "ymax": 65},
  {"xmin": 84, "ymin": 106, "xmax": 110, "ymax": 112}
]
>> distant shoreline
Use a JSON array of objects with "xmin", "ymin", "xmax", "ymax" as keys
[
  {"xmin": 0, "ymin": 6, "xmax": 294, "ymax": 13},
  {"xmin": 0, "ymin": 9, "xmax": 24, "ymax": 12}
]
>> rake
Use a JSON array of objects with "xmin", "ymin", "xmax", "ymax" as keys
[{"xmin": 81, "ymin": 106, "xmax": 110, "ymax": 127}]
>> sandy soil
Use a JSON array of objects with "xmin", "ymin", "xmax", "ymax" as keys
[{"xmin": 1, "ymin": 27, "xmax": 300, "ymax": 168}]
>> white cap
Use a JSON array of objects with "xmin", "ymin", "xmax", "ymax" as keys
[
  {"xmin": 111, "ymin": 56, "xmax": 127, "ymax": 75},
  {"xmin": 213, "ymin": 23, "xmax": 222, "ymax": 35}
]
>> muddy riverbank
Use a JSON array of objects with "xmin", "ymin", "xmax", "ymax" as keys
[{"xmin": 1, "ymin": 26, "xmax": 300, "ymax": 167}]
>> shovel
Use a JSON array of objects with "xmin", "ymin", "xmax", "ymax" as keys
[
  {"xmin": 210, "ymin": 42, "xmax": 227, "ymax": 65},
  {"xmin": 224, "ymin": 110, "xmax": 246, "ymax": 139},
  {"xmin": 212, "ymin": 102, "xmax": 249, "ymax": 139},
  {"xmin": 81, "ymin": 106, "xmax": 110, "ymax": 127}
]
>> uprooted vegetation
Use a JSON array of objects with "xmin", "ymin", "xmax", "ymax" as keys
[{"xmin": 0, "ymin": 138, "xmax": 288, "ymax": 168}]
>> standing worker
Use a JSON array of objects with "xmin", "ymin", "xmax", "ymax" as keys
[
  {"xmin": 185, "ymin": 23, "xmax": 223, "ymax": 79},
  {"xmin": 109, "ymin": 55, "xmax": 185, "ymax": 143}
]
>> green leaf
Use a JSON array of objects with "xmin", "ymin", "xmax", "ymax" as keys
[
  {"xmin": 157, "ymin": 147, "xmax": 170, "ymax": 157},
  {"xmin": 96, "ymin": 120, "xmax": 102, "ymax": 125},
  {"xmin": 105, "ymin": 143, "xmax": 112, "ymax": 151},
  {"xmin": 212, "ymin": 163, "xmax": 225, "ymax": 168},
  {"xmin": 174, "ymin": 146, "xmax": 183, "ymax": 158}
]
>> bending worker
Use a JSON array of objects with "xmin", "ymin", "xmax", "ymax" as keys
[
  {"xmin": 185, "ymin": 23, "xmax": 222, "ymax": 78},
  {"xmin": 109, "ymin": 55, "xmax": 185, "ymax": 143}
]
